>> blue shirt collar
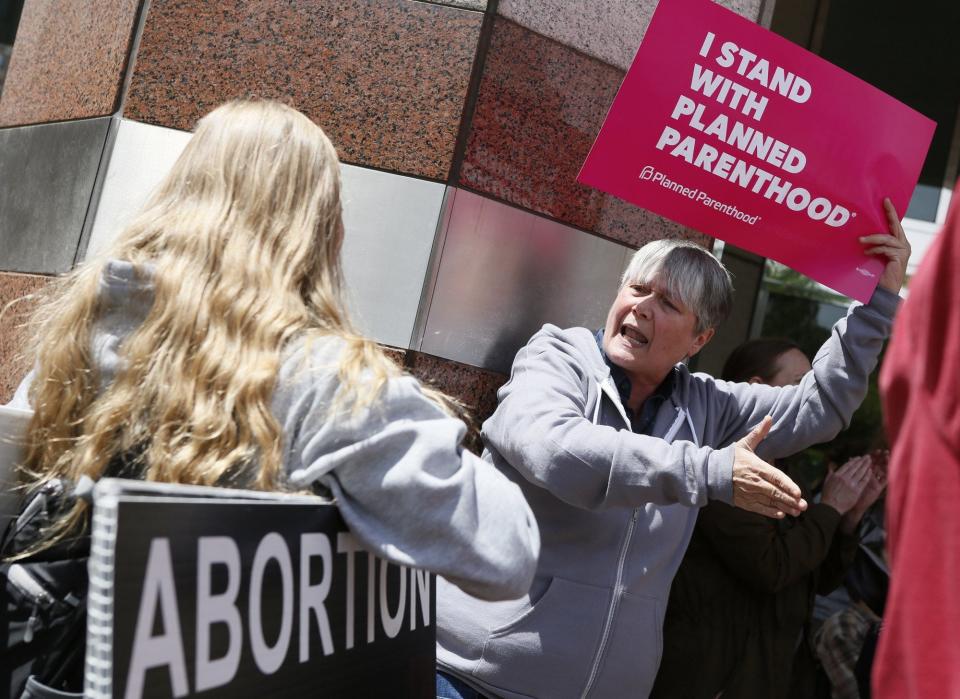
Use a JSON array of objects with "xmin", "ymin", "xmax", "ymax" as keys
[{"xmin": 594, "ymin": 329, "xmax": 677, "ymax": 432}]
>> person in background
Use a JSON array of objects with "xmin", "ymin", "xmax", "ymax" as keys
[
  {"xmin": 436, "ymin": 196, "xmax": 908, "ymax": 699},
  {"xmin": 873, "ymin": 185, "xmax": 960, "ymax": 698},
  {"xmin": 4, "ymin": 99, "xmax": 539, "ymax": 696},
  {"xmin": 652, "ymin": 338, "xmax": 886, "ymax": 699},
  {"xmin": 814, "ymin": 450, "xmax": 889, "ymax": 699}
]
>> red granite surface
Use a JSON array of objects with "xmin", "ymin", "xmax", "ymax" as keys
[
  {"xmin": 124, "ymin": 0, "xmax": 482, "ymax": 180},
  {"xmin": 407, "ymin": 351, "xmax": 507, "ymax": 451},
  {"xmin": 0, "ymin": 273, "xmax": 51, "ymax": 403},
  {"xmin": 459, "ymin": 17, "xmax": 711, "ymax": 249},
  {"xmin": 497, "ymin": 0, "xmax": 762, "ymax": 71},
  {"xmin": 0, "ymin": 0, "xmax": 141, "ymax": 126}
]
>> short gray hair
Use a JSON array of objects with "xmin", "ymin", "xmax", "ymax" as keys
[{"xmin": 620, "ymin": 239, "xmax": 733, "ymax": 333}]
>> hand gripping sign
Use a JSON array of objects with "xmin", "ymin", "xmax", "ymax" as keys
[{"xmin": 578, "ymin": 0, "xmax": 935, "ymax": 302}]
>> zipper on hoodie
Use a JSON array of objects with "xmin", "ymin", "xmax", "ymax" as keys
[
  {"xmin": 580, "ymin": 375, "xmax": 637, "ymax": 698},
  {"xmin": 580, "ymin": 378, "xmax": 687, "ymax": 697},
  {"xmin": 579, "ymin": 392, "xmax": 697, "ymax": 697},
  {"xmin": 578, "ymin": 506, "xmax": 639, "ymax": 699}
]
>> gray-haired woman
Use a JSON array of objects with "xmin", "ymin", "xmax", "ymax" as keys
[{"xmin": 437, "ymin": 200, "xmax": 909, "ymax": 699}]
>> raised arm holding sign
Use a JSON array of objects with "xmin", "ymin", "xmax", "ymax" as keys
[{"xmin": 863, "ymin": 198, "xmax": 911, "ymax": 294}]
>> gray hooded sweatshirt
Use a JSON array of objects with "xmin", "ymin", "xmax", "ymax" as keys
[
  {"xmin": 436, "ymin": 288, "xmax": 899, "ymax": 699},
  {"xmin": 8, "ymin": 260, "xmax": 540, "ymax": 602}
]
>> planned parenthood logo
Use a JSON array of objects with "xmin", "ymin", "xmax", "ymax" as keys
[{"xmin": 639, "ymin": 165, "xmax": 761, "ymax": 225}]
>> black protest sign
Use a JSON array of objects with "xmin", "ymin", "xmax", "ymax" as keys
[{"xmin": 103, "ymin": 497, "xmax": 434, "ymax": 698}]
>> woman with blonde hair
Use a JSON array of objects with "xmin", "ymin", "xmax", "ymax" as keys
[{"xmin": 3, "ymin": 99, "xmax": 538, "ymax": 694}]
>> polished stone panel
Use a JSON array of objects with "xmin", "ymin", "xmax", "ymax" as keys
[
  {"xmin": 438, "ymin": 0, "xmax": 487, "ymax": 9},
  {"xmin": 85, "ymin": 120, "xmax": 443, "ymax": 348},
  {"xmin": 723, "ymin": 0, "xmax": 765, "ymax": 24},
  {"xmin": 85, "ymin": 119, "xmax": 194, "ymax": 258},
  {"xmin": 0, "ymin": 0, "xmax": 140, "ymax": 126},
  {"xmin": 383, "ymin": 347, "xmax": 407, "ymax": 365},
  {"xmin": 339, "ymin": 165, "xmax": 446, "ymax": 348},
  {"xmin": 419, "ymin": 189, "xmax": 632, "ymax": 374},
  {"xmin": 0, "ymin": 272, "xmax": 50, "ymax": 403},
  {"xmin": 499, "ymin": 0, "xmax": 763, "ymax": 70},
  {"xmin": 0, "ymin": 118, "xmax": 111, "ymax": 274},
  {"xmin": 124, "ymin": 0, "xmax": 482, "ymax": 180},
  {"xmin": 407, "ymin": 351, "xmax": 507, "ymax": 429},
  {"xmin": 459, "ymin": 18, "xmax": 712, "ymax": 249}
]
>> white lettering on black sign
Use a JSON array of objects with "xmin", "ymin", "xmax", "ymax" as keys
[{"xmin": 107, "ymin": 499, "xmax": 435, "ymax": 698}]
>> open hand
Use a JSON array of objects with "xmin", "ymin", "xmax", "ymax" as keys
[
  {"xmin": 860, "ymin": 197, "xmax": 911, "ymax": 294},
  {"xmin": 732, "ymin": 416, "xmax": 807, "ymax": 518}
]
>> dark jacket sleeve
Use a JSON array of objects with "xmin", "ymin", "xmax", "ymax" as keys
[
  {"xmin": 816, "ymin": 528, "xmax": 859, "ymax": 595},
  {"xmin": 696, "ymin": 500, "xmax": 847, "ymax": 594}
]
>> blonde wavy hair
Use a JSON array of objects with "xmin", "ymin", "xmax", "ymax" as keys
[{"xmin": 18, "ymin": 100, "xmax": 407, "ymax": 533}]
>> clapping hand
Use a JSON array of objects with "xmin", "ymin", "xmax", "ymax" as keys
[
  {"xmin": 839, "ymin": 450, "xmax": 888, "ymax": 533},
  {"xmin": 821, "ymin": 455, "xmax": 873, "ymax": 515}
]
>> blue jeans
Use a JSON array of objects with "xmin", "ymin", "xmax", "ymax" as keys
[{"xmin": 436, "ymin": 671, "xmax": 487, "ymax": 699}]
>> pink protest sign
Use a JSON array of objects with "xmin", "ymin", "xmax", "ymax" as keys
[{"xmin": 578, "ymin": 0, "xmax": 935, "ymax": 302}]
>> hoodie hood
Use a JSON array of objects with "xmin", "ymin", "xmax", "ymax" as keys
[{"xmin": 90, "ymin": 260, "xmax": 157, "ymax": 390}]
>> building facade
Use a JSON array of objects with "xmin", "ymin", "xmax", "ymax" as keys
[{"xmin": 0, "ymin": 0, "xmax": 955, "ymax": 432}]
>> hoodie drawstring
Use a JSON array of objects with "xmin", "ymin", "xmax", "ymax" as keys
[{"xmin": 663, "ymin": 406, "xmax": 700, "ymax": 447}]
